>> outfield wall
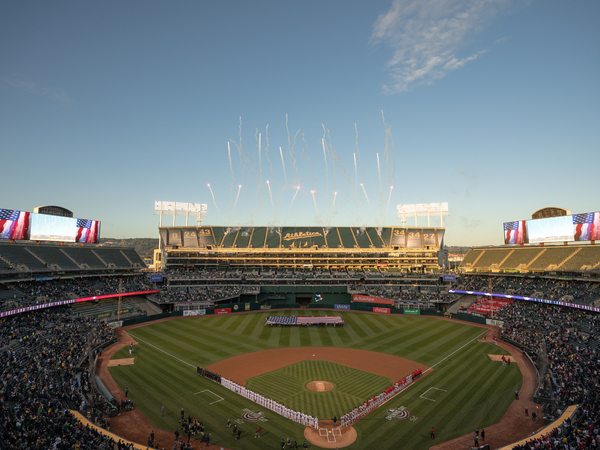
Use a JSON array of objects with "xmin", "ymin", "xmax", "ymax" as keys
[{"xmin": 121, "ymin": 304, "xmax": 488, "ymax": 327}]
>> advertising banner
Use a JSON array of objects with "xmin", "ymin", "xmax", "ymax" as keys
[
  {"xmin": 215, "ymin": 308, "xmax": 231, "ymax": 315},
  {"xmin": 150, "ymin": 274, "xmax": 163, "ymax": 282},
  {"xmin": 183, "ymin": 310, "xmax": 206, "ymax": 316},
  {"xmin": 334, "ymin": 304, "xmax": 351, "ymax": 310},
  {"xmin": 443, "ymin": 274, "xmax": 456, "ymax": 282},
  {"xmin": 373, "ymin": 307, "xmax": 390, "ymax": 314},
  {"xmin": 260, "ymin": 305, "xmax": 272, "ymax": 310},
  {"xmin": 403, "ymin": 309, "xmax": 421, "ymax": 315},
  {"xmin": 352, "ymin": 294, "xmax": 395, "ymax": 305}
]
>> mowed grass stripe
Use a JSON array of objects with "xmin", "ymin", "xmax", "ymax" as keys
[
  {"xmin": 359, "ymin": 318, "xmax": 445, "ymax": 352},
  {"xmin": 164, "ymin": 316, "xmax": 269, "ymax": 353},
  {"xmin": 340, "ymin": 313, "xmax": 370, "ymax": 339},
  {"xmin": 347, "ymin": 312, "xmax": 382, "ymax": 336},
  {"xmin": 360, "ymin": 313, "xmax": 396, "ymax": 334},
  {"xmin": 239, "ymin": 311, "xmax": 265, "ymax": 338},
  {"xmin": 112, "ymin": 312, "xmax": 521, "ymax": 450},
  {"xmin": 131, "ymin": 325, "xmax": 253, "ymax": 365}
]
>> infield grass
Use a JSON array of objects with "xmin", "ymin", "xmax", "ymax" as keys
[
  {"xmin": 246, "ymin": 360, "xmax": 392, "ymax": 419},
  {"xmin": 109, "ymin": 311, "xmax": 523, "ymax": 450}
]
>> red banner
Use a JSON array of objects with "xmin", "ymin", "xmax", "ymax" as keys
[
  {"xmin": 215, "ymin": 308, "xmax": 231, "ymax": 315},
  {"xmin": 75, "ymin": 290, "xmax": 160, "ymax": 303},
  {"xmin": 373, "ymin": 307, "xmax": 390, "ymax": 314},
  {"xmin": 353, "ymin": 294, "xmax": 395, "ymax": 305}
]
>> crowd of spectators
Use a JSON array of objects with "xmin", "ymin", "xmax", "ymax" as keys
[
  {"xmin": 0, "ymin": 308, "xmax": 118, "ymax": 449},
  {"xmin": 455, "ymin": 275, "xmax": 600, "ymax": 305},
  {"xmin": 0, "ymin": 275, "xmax": 154, "ymax": 313},
  {"xmin": 495, "ymin": 300, "xmax": 600, "ymax": 448}
]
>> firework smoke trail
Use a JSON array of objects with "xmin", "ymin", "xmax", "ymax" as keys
[
  {"xmin": 355, "ymin": 123, "xmax": 364, "ymax": 183},
  {"xmin": 331, "ymin": 191, "xmax": 337, "ymax": 217},
  {"xmin": 360, "ymin": 183, "xmax": 372, "ymax": 213},
  {"xmin": 232, "ymin": 184, "xmax": 242, "ymax": 218},
  {"xmin": 354, "ymin": 153, "xmax": 357, "ymax": 186},
  {"xmin": 258, "ymin": 133, "xmax": 262, "ymax": 183},
  {"xmin": 227, "ymin": 142, "xmax": 234, "ymax": 183},
  {"xmin": 207, "ymin": 184, "xmax": 222, "ymax": 222},
  {"xmin": 377, "ymin": 153, "xmax": 382, "ymax": 192},
  {"xmin": 311, "ymin": 190, "xmax": 318, "ymax": 215},
  {"xmin": 279, "ymin": 146, "xmax": 288, "ymax": 186},
  {"xmin": 266, "ymin": 180, "xmax": 274, "ymax": 209},
  {"xmin": 285, "ymin": 186, "xmax": 300, "ymax": 223},
  {"xmin": 265, "ymin": 124, "xmax": 273, "ymax": 176},
  {"xmin": 386, "ymin": 186, "xmax": 394, "ymax": 221},
  {"xmin": 322, "ymin": 138, "xmax": 329, "ymax": 198}
]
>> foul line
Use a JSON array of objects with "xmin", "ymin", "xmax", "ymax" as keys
[
  {"xmin": 424, "ymin": 329, "xmax": 487, "ymax": 374},
  {"xmin": 420, "ymin": 387, "xmax": 447, "ymax": 402},
  {"xmin": 128, "ymin": 333, "xmax": 196, "ymax": 369},
  {"xmin": 194, "ymin": 389, "xmax": 224, "ymax": 405}
]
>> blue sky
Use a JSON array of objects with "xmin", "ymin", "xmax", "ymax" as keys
[{"xmin": 1, "ymin": 1, "xmax": 598, "ymax": 246}]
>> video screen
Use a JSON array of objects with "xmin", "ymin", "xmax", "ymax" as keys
[
  {"xmin": 0, "ymin": 209, "xmax": 31, "ymax": 240},
  {"xmin": 30, "ymin": 214, "xmax": 100, "ymax": 243},
  {"xmin": 504, "ymin": 211, "xmax": 600, "ymax": 245}
]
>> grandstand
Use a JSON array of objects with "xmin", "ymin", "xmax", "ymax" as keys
[
  {"xmin": 0, "ymin": 241, "xmax": 146, "ymax": 281},
  {"xmin": 460, "ymin": 244, "xmax": 600, "ymax": 275},
  {"xmin": 157, "ymin": 225, "xmax": 445, "ymax": 272}
]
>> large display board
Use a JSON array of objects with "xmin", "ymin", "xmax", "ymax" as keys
[
  {"xmin": 504, "ymin": 211, "xmax": 600, "ymax": 245},
  {"xmin": 0, "ymin": 209, "xmax": 100, "ymax": 243}
]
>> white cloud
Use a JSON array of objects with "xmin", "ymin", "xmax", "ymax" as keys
[
  {"xmin": 371, "ymin": 0, "xmax": 511, "ymax": 93},
  {"xmin": 2, "ymin": 78, "xmax": 74, "ymax": 105}
]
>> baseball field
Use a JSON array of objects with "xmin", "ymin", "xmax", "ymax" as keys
[{"xmin": 108, "ymin": 310, "xmax": 522, "ymax": 449}]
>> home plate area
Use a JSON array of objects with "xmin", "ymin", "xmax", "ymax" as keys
[
  {"xmin": 304, "ymin": 420, "xmax": 358, "ymax": 448},
  {"xmin": 319, "ymin": 426, "xmax": 342, "ymax": 443}
]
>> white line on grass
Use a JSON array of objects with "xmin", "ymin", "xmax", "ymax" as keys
[
  {"xmin": 377, "ymin": 328, "xmax": 487, "ymax": 408},
  {"xmin": 194, "ymin": 389, "xmax": 224, "ymax": 405},
  {"xmin": 128, "ymin": 333, "xmax": 196, "ymax": 369},
  {"xmin": 424, "ymin": 329, "xmax": 487, "ymax": 374},
  {"xmin": 419, "ymin": 387, "xmax": 447, "ymax": 402}
]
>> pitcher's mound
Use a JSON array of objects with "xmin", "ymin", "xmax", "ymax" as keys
[{"xmin": 307, "ymin": 381, "xmax": 334, "ymax": 392}]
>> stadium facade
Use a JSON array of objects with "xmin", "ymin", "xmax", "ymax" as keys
[{"xmin": 156, "ymin": 225, "xmax": 446, "ymax": 272}]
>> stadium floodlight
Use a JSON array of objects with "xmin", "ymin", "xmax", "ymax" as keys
[
  {"xmin": 154, "ymin": 201, "xmax": 207, "ymax": 227},
  {"xmin": 397, "ymin": 202, "xmax": 449, "ymax": 227}
]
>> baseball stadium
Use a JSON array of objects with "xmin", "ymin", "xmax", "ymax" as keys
[{"xmin": 0, "ymin": 206, "xmax": 599, "ymax": 449}]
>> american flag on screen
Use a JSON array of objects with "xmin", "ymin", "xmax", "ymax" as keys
[
  {"xmin": 76, "ymin": 219, "xmax": 99, "ymax": 244},
  {"xmin": 0, "ymin": 209, "xmax": 30, "ymax": 240},
  {"xmin": 573, "ymin": 213, "xmax": 595, "ymax": 241},
  {"xmin": 504, "ymin": 221, "xmax": 525, "ymax": 245}
]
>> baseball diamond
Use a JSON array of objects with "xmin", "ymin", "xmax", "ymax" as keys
[{"xmin": 102, "ymin": 310, "xmax": 527, "ymax": 449}]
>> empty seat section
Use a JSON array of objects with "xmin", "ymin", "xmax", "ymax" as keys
[
  {"xmin": 29, "ymin": 246, "xmax": 79, "ymax": 270},
  {"xmin": 62, "ymin": 247, "xmax": 105, "ymax": 268},
  {"xmin": 0, "ymin": 245, "xmax": 47, "ymax": 271},
  {"xmin": 93, "ymin": 248, "xmax": 132, "ymax": 268}
]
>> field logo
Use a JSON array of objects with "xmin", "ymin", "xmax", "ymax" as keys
[
  {"xmin": 386, "ymin": 406, "xmax": 409, "ymax": 420},
  {"xmin": 241, "ymin": 408, "xmax": 268, "ymax": 422}
]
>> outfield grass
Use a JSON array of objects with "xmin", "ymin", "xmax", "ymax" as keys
[{"xmin": 109, "ymin": 311, "xmax": 522, "ymax": 449}]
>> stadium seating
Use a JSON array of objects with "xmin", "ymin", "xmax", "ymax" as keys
[
  {"xmin": 498, "ymin": 247, "xmax": 544, "ymax": 270},
  {"xmin": 0, "ymin": 244, "xmax": 48, "ymax": 271},
  {"xmin": 28, "ymin": 245, "xmax": 80, "ymax": 270}
]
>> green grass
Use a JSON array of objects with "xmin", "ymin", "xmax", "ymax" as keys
[
  {"xmin": 246, "ymin": 360, "xmax": 392, "ymax": 419},
  {"xmin": 109, "ymin": 311, "xmax": 522, "ymax": 450}
]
